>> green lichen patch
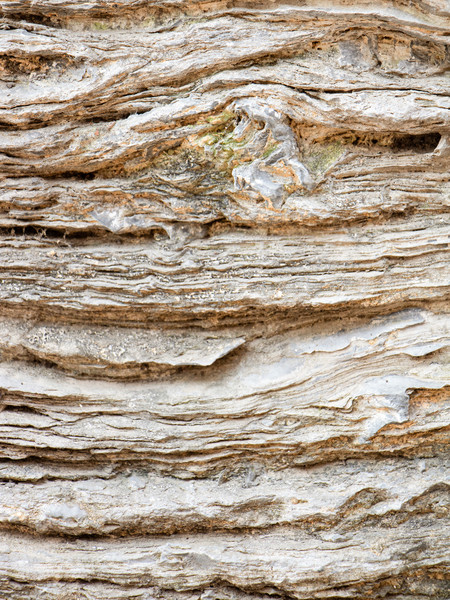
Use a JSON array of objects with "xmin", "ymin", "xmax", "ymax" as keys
[
  {"xmin": 205, "ymin": 110, "xmax": 234, "ymax": 126},
  {"xmin": 303, "ymin": 142, "xmax": 344, "ymax": 176},
  {"xmin": 262, "ymin": 143, "xmax": 279, "ymax": 160},
  {"xmin": 191, "ymin": 111, "xmax": 281, "ymax": 175},
  {"xmin": 92, "ymin": 21, "xmax": 110, "ymax": 30}
]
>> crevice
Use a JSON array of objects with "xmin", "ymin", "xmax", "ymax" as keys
[
  {"xmin": 55, "ymin": 171, "xmax": 96, "ymax": 181},
  {"xmin": 390, "ymin": 132, "xmax": 441, "ymax": 153},
  {"xmin": 0, "ymin": 225, "xmax": 170, "ymax": 245},
  {"xmin": 0, "ymin": 54, "xmax": 80, "ymax": 75},
  {"xmin": 296, "ymin": 128, "xmax": 442, "ymax": 163},
  {"xmin": 0, "ymin": 404, "xmax": 43, "ymax": 416},
  {"xmin": 1, "ymin": 7, "xmax": 183, "ymax": 30},
  {"xmin": 0, "ymin": 14, "xmax": 61, "ymax": 28}
]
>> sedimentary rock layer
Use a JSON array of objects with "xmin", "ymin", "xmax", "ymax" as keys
[{"xmin": 0, "ymin": 0, "xmax": 449, "ymax": 597}]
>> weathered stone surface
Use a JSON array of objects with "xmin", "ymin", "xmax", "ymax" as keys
[
  {"xmin": 1, "ymin": 456, "xmax": 447, "ymax": 536},
  {"xmin": 0, "ymin": 0, "xmax": 449, "ymax": 597}
]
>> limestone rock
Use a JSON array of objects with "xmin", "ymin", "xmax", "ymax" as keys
[{"xmin": 0, "ymin": 0, "xmax": 448, "ymax": 598}]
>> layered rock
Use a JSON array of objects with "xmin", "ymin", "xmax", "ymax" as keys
[{"xmin": 0, "ymin": 0, "xmax": 448, "ymax": 597}]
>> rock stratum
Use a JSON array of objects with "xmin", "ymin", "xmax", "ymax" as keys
[{"xmin": 0, "ymin": 0, "xmax": 449, "ymax": 598}]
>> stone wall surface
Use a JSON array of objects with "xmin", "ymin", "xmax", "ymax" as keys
[{"xmin": 0, "ymin": 0, "xmax": 449, "ymax": 598}]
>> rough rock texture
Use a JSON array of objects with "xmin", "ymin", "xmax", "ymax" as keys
[{"xmin": 0, "ymin": 0, "xmax": 449, "ymax": 598}]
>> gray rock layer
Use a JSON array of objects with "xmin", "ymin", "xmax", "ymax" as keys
[{"xmin": 0, "ymin": 0, "xmax": 449, "ymax": 598}]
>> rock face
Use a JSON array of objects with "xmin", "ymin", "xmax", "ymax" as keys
[{"xmin": 0, "ymin": 0, "xmax": 449, "ymax": 598}]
